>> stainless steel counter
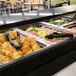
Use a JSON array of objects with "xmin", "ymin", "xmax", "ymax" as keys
[{"xmin": 0, "ymin": 5, "xmax": 76, "ymax": 25}]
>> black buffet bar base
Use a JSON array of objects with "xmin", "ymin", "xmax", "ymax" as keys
[{"xmin": 0, "ymin": 7, "xmax": 76, "ymax": 76}]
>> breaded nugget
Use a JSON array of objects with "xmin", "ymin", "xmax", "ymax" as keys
[
  {"xmin": 13, "ymin": 49, "xmax": 23, "ymax": 57},
  {"xmin": 0, "ymin": 33, "xmax": 7, "ymax": 43},
  {"xmin": 0, "ymin": 47, "xmax": 2, "ymax": 54},
  {"xmin": 2, "ymin": 49, "xmax": 14, "ymax": 59},
  {"xmin": 13, "ymin": 30, "xmax": 17, "ymax": 37},
  {"xmin": 32, "ymin": 44, "xmax": 41, "ymax": 52},
  {"xmin": 0, "ymin": 54, "xmax": 10, "ymax": 63},
  {"xmin": 0, "ymin": 42, "xmax": 2, "ymax": 46},
  {"xmin": 13, "ymin": 50, "xmax": 23, "ymax": 59},
  {"xmin": 21, "ymin": 40, "xmax": 30, "ymax": 47},
  {"xmin": 0, "ymin": 42, "xmax": 2, "ymax": 54},
  {"xmin": 27, "ymin": 37, "xmax": 37, "ymax": 43},
  {"xmin": 21, "ymin": 45, "xmax": 32, "ymax": 55},
  {"xmin": 20, "ymin": 35, "xmax": 27, "ymax": 42},
  {"xmin": 27, "ymin": 37, "xmax": 37, "ymax": 47},
  {"xmin": 2, "ymin": 42, "xmax": 16, "ymax": 52},
  {"xmin": 0, "ymin": 54, "xmax": 4, "ymax": 60},
  {"xmin": 2, "ymin": 41, "xmax": 23, "ymax": 59},
  {"xmin": 2, "ymin": 42, "xmax": 11, "ymax": 51},
  {"xmin": 27, "ymin": 37, "xmax": 41, "ymax": 51},
  {"xmin": 20, "ymin": 35, "xmax": 30, "ymax": 47},
  {"xmin": 8, "ymin": 30, "xmax": 16, "ymax": 39},
  {"xmin": 16, "ymin": 50, "xmax": 23, "ymax": 56},
  {"xmin": 2, "ymin": 42, "xmax": 15, "ymax": 58},
  {"xmin": 13, "ymin": 39, "xmax": 19, "ymax": 46}
]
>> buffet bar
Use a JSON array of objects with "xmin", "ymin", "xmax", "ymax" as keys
[{"xmin": 0, "ymin": 4, "xmax": 76, "ymax": 76}]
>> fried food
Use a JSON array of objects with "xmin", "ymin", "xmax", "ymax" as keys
[
  {"xmin": 0, "ymin": 34, "xmax": 7, "ymax": 43},
  {"xmin": 13, "ymin": 39, "xmax": 19, "ymax": 46},
  {"xmin": 0, "ymin": 47, "xmax": 2, "ymax": 54},
  {"xmin": 13, "ymin": 30, "xmax": 17, "ymax": 37},
  {"xmin": 21, "ymin": 45, "xmax": 32, "ymax": 55},
  {"xmin": 1, "ymin": 49, "xmax": 14, "ymax": 59},
  {"xmin": 20, "ymin": 35, "xmax": 31, "ymax": 47},
  {"xmin": 0, "ymin": 42, "xmax": 2, "ymax": 54},
  {"xmin": 2, "ymin": 42, "xmax": 16, "ymax": 53},
  {"xmin": 2, "ymin": 42, "xmax": 11, "ymax": 51},
  {"xmin": 27, "ymin": 37, "xmax": 37, "ymax": 47},
  {"xmin": 13, "ymin": 50, "xmax": 23, "ymax": 59},
  {"xmin": 0, "ymin": 42, "xmax": 2, "ymax": 46},
  {"xmin": 2, "ymin": 42, "xmax": 23, "ymax": 59},
  {"xmin": 0, "ymin": 54, "xmax": 10, "ymax": 62},
  {"xmin": 27, "ymin": 37, "xmax": 41, "ymax": 51},
  {"xmin": 16, "ymin": 50, "xmax": 23, "ymax": 56},
  {"xmin": 8, "ymin": 30, "xmax": 16, "ymax": 39},
  {"xmin": 32, "ymin": 44, "xmax": 41, "ymax": 52},
  {"xmin": 0, "ymin": 30, "xmax": 41, "ymax": 63}
]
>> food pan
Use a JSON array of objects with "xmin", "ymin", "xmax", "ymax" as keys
[
  {"xmin": 42, "ymin": 15, "xmax": 76, "ymax": 27},
  {"xmin": 0, "ymin": 28, "xmax": 50, "ymax": 75},
  {"xmin": 0, "ymin": 28, "xmax": 49, "ymax": 64},
  {"xmin": 40, "ymin": 15, "xmax": 76, "ymax": 33}
]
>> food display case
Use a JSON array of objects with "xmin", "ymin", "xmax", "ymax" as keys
[{"xmin": 0, "ymin": 9, "xmax": 76, "ymax": 76}]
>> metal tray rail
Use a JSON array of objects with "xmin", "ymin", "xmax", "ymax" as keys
[
  {"xmin": 40, "ymin": 22, "xmax": 76, "ymax": 35},
  {"xmin": 14, "ymin": 28, "xmax": 50, "ymax": 46},
  {"xmin": 62, "ymin": 21, "xmax": 76, "ymax": 27}
]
